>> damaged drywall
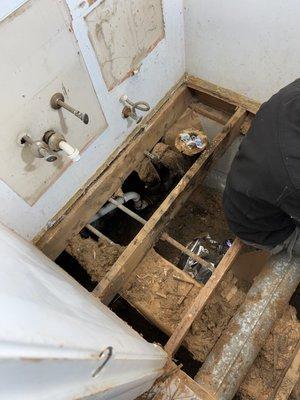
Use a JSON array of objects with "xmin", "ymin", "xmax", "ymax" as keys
[{"xmin": 85, "ymin": 0, "xmax": 165, "ymax": 90}]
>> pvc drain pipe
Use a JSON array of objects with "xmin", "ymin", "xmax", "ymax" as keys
[
  {"xmin": 195, "ymin": 253, "xmax": 300, "ymax": 400},
  {"xmin": 90, "ymin": 192, "xmax": 146, "ymax": 223}
]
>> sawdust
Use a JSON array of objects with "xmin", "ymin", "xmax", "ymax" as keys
[
  {"xmin": 66, "ymin": 236, "xmax": 124, "ymax": 282},
  {"xmin": 237, "ymin": 306, "xmax": 300, "ymax": 400}
]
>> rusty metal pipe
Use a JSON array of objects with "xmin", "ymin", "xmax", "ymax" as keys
[{"xmin": 195, "ymin": 253, "xmax": 300, "ymax": 400}]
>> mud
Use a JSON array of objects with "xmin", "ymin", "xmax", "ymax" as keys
[
  {"xmin": 66, "ymin": 235, "xmax": 124, "ymax": 282},
  {"xmin": 237, "ymin": 306, "xmax": 300, "ymax": 400}
]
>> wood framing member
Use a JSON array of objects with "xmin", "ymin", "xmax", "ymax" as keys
[
  {"xmin": 149, "ymin": 362, "xmax": 215, "ymax": 400},
  {"xmin": 34, "ymin": 76, "xmax": 260, "ymax": 263},
  {"xmin": 186, "ymin": 74, "xmax": 260, "ymax": 115},
  {"xmin": 164, "ymin": 238, "xmax": 243, "ymax": 356},
  {"xmin": 93, "ymin": 107, "xmax": 247, "ymax": 304},
  {"xmin": 35, "ymin": 82, "xmax": 192, "ymax": 260},
  {"xmin": 272, "ymin": 342, "xmax": 300, "ymax": 400}
]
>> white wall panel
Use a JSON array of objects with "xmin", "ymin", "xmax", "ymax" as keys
[
  {"xmin": 0, "ymin": 0, "xmax": 185, "ymax": 239},
  {"xmin": 184, "ymin": 0, "xmax": 300, "ymax": 102},
  {"xmin": 0, "ymin": 0, "xmax": 107, "ymax": 204}
]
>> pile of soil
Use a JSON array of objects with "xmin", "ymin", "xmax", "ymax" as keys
[
  {"xmin": 237, "ymin": 306, "xmax": 300, "ymax": 400},
  {"xmin": 156, "ymin": 186, "xmax": 234, "ymax": 267},
  {"xmin": 66, "ymin": 235, "xmax": 124, "ymax": 282}
]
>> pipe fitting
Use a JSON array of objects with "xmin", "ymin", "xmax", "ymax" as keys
[
  {"xmin": 120, "ymin": 95, "xmax": 150, "ymax": 124},
  {"xmin": 90, "ymin": 192, "xmax": 148, "ymax": 223},
  {"xmin": 43, "ymin": 130, "xmax": 80, "ymax": 163}
]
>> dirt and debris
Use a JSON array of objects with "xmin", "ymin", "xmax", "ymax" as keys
[
  {"xmin": 124, "ymin": 249, "xmax": 202, "ymax": 329},
  {"xmin": 156, "ymin": 186, "xmax": 234, "ymax": 267},
  {"xmin": 151, "ymin": 142, "xmax": 191, "ymax": 178},
  {"xmin": 124, "ymin": 249, "xmax": 246, "ymax": 362},
  {"xmin": 66, "ymin": 235, "xmax": 124, "ymax": 282},
  {"xmin": 237, "ymin": 306, "xmax": 300, "ymax": 400},
  {"xmin": 136, "ymin": 157, "xmax": 161, "ymax": 186},
  {"xmin": 184, "ymin": 270, "xmax": 246, "ymax": 361},
  {"xmin": 290, "ymin": 379, "xmax": 300, "ymax": 400}
]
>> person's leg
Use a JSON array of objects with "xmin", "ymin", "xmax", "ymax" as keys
[{"xmin": 241, "ymin": 227, "xmax": 300, "ymax": 257}]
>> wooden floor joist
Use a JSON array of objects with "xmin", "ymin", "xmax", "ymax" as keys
[
  {"xmin": 92, "ymin": 107, "xmax": 247, "ymax": 304},
  {"xmin": 164, "ymin": 238, "xmax": 243, "ymax": 356}
]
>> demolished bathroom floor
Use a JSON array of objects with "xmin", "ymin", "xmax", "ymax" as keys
[
  {"xmin": 37, "ymin": 75, "xmax": 300, "ymax": 399},
  {"xmin": 65, "ymin": 187, "xmax": 300, "ymax": 400}
]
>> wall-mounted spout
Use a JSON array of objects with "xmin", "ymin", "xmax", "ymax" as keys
[{"xmin": 50, "ymin": 93, "xmax": 89, "ymax": 125}]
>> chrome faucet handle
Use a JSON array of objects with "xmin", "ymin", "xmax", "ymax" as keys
[{"xmin": 50, "ymin": 93, "xmax": 89, "ymax": 125}]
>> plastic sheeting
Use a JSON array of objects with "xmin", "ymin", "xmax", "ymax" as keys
[{"xmin": 0, "ymin": 223, "xmax": 167, "ymax": 399}]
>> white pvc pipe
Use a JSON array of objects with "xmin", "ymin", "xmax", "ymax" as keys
[
  {"xmin": 59, "ymin": 141, "xmax": 80, "ymax": 162},
  {"xmin": 90, "ymin": 192, "xmax": 142, "ymax": 223}
]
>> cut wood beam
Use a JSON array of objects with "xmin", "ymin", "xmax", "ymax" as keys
[
  {"xmin": 164, "ymin": 238, "xmax": 243, "ymax": 356},
  {"xmin": 187, "ymin": 74, "xmax": 260, "ymax": 115},
  {"xmin": 93, "ymin": 108, "xmax": 247, "ymax": 304},
  {"xmin": 35, "ymin": 83, "xmax": 192, "ymax": 260},
  {"xmin": 146, "ymin": 362, "xmax": 216, "ymax": 400},
  {"xmin": 190, "ymin": 102, "xmax": 230, "ymax": 125}
]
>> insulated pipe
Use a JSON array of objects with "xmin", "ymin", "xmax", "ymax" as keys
[
  {"xmin": 90, "ymin": 192, "xmax": 144, "ymax": 223},
  {"xmin": 195, "ymin": 253, "xmax": 300, "ymax": 400}
]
